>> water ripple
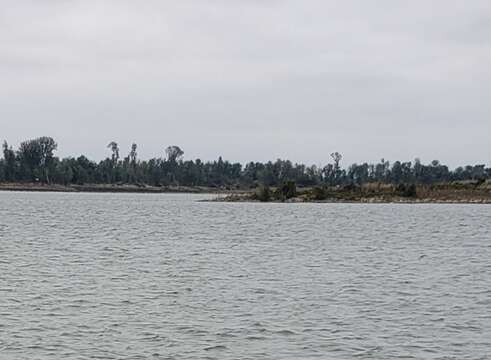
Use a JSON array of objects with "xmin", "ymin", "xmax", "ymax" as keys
[{"xmin": 0, "ymin": 192, "xmax": 490, "ymax": 359}]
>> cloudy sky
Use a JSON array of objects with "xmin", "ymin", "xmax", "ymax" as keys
[{"xmin": 1, "ymin": 1, "xmax": 490, "ymax": 167}]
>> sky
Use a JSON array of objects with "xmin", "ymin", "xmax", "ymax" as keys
[{"xmin": 1, "ymin": 0, "xmax": 490, "ymax": 168}]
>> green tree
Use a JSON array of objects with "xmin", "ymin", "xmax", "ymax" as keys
[
  {"xmin": 2, "ymin": 141, "xmax": 17, "ymax": 181},
  {"xmin": 37, "ymin": 136, "xmax": 57, "ymax": 183},
  {"xmin": 17, "ymin": 136, "xmax": 57, "ymax": 182}
]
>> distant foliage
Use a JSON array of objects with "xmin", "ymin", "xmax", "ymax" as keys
[
  {"xmin": 396, "ymin": 183, "xmax": 417, "ymax": 198},
  {"xmin": 256, "ymin": 185, "xmax": 272, "ymax": 202},
  {"xmin": 310, "ymin": 186, "xmax": 328, "ymax": 201},
  {"xmin": 0, "ymin": 136, "xmax": 490, "ymax": 188},
  {"xmin": 276, "ymin": 181, "xmax": 297, "ymax": 201}
]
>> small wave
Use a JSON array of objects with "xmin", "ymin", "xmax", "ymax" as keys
[
  {"xmin": 275, "ymin": 329, "xmax": 296, "ymax": 336},
  {"xmin": 204, "ymin": 345, "xmax": 228, "ymax": 351}
]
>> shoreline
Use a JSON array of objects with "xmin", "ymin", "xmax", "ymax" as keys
[
  {"xmin": 207, "ymin": 197, "xmax": 491, "ymax": 204},
  {"xmin": 1, "ymin": 183, "xmax": 489, "ymax": 204},
  {"xmin": 209, "ymin": 184, "xmax": 491, "ymax": 204},
  {"xmin": 0, "ymin": 183, "xmax": 234, "ymax": 194}
]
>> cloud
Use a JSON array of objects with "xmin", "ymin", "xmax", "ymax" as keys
[{"xmin": 1, "ymin": 0, "xmax": 490, "ymax": 167}]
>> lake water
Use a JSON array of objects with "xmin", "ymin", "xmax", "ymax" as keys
[{"xmin": 0, "ymin": 192, "xmax": 490, "ymax": 359}]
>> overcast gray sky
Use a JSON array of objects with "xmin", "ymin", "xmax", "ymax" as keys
[{"xmin": 1, "ymin": 1, "xmax": 490, "ymax": 168}]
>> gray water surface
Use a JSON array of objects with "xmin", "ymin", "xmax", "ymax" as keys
[{"xmin": 0, "ymin": 192, "xmax": 490, "ymax": 359}]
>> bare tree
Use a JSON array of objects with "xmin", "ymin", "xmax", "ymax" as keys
[
  {"xmin": 107, "ymin": 142, "xmax": 119, "ymax": 164},
  {"xmin": 330, "ymin": 152, "xmax": 342, "ymax": 172},
  {"xmin": 165, "ymin": 145, "xmax": 184, "ymax": 163},
  {"xmin": 129, "ymin": 143, "xmax": 138, "ymax": 165}
]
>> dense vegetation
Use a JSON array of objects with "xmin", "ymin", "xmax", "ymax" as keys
[{"xmin": 1, "ymin": 136, "xmax": 489, "ymax": 188}]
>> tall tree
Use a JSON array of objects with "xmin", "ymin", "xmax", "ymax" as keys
[
  {"xmin": 330, "ymin": 152, "xmax": 342, "ymax": 183},
  {"xmin": 18, "ymin": 139, "xmax": 42, "ymax": 181},
  {"xmin": 129, "ymin": 143, "xmax": 137, "ymax": 165},
  {"xmin": 107, "ymin": 142, "xmax": 119, "ymax": 164},
  {"xmin": 16, "ymin": 137, "xmax": 57, "ymax": 182},
  {"xmin": 165, "ymin": 145, "xmax": 184, "ymax": 163},
  {"xmin": 2, "ymin": 141, "xmax": 16, "ymax": 181},
  {"xmin": 37, "ymin": 136, "xmax": 57, "ymax": 183}
]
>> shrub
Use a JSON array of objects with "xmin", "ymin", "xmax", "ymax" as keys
[
  {"xmin": 276, "ymin": 181, "xmax": 296, "ymax": 201},
  {"xmin": 310, "ymin": 186, "xmax": 327, "ymax": 200},
  {"xmin": 256, "ymin": 185, "xmax": 272, "ymax": 202},
  {"xmin": 396, "ymin": 183, "xmax": 417, "ymax": 197}
]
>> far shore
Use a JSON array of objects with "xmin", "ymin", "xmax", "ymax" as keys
[
  {"xmin": 0, "ymin": 182, "xmax": 236, "ymax": 194},
  {"xmin": 1, "ymin": 182, "xmax": 490, "ymax": 204}
]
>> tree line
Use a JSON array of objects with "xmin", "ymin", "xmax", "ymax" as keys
[{"xmin": 1, "ymin": 136, "xmax": 489, "ymax": 188}]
